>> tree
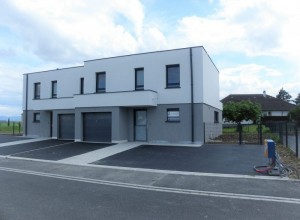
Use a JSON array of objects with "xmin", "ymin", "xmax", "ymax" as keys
[
  {"xmin": 276, "ymin": 88, "xmax": 292, "ymax": 102},
  {"xmin": 223, "ymin": 100, "xmax": 262, "ymax": 124},
  {"xmin": 289, "ymin": 105, "xmax": 300, "ymax": 123},
  {"xmin": 293, "ymin": 93, "xmax": 300, "ymax": 105}
]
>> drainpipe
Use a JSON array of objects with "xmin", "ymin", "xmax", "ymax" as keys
[
  {"xmin": 25, "ymin": 74, "xmax": 28, "ymax": 136},
  {"xmin": 190, "ymin": 48, "xmax": 194, "ymax": 142}
]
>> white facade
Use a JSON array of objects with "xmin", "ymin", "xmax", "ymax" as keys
[{"xmin": 23, "ymin": 46, "xmax": 222, "ymax": 143}]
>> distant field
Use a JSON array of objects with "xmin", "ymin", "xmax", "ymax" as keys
[{"xmin": 0, "ymin": 121, "xmax": 22, "ymax": 134}]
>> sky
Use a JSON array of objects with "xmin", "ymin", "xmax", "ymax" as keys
[{"xmin": 0, "ymin": 0, "xmax": 300, "ymax": 117}]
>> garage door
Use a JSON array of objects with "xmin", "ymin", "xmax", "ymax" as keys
[
  {"xmin": 83, "ymin": 112, "xmax": 112, "ymax": 142},
  {"xmin": 58, "ymin": 114, "xmax": 75, "ymax": 140}
]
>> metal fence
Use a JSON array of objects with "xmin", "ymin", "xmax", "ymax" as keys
[
  {"xmin": 0, "ymin": 121, "xmax": 22, "ymax": 136},
  {"xmin": 204, "ymin": 121, "xmax": 299, "ymax": 158}
]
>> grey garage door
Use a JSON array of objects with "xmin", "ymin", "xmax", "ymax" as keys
[
  {"xmin": 83, "ymin": 112, "xmax": 112, "ymax": 142},
  {"xmin": 58, "ymin": 114, "xmax": 75, "ymax": 140}
]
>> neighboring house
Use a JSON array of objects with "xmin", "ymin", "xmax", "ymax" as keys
[
  {"xmin": 23, "ymin": 46, "xmax": 222, "ymax": 144},
  {"xmin": 221, "ymin": 93, "xmax": 295, "ymax": 123}
]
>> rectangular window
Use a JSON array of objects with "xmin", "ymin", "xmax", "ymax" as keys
[
  {"xmin": 166, "ymin": 64, "xmax": 180, "ymax": 88},
  {"xmin": 96, "ymin": 72, "xmax": 106, "ymax": 93},
  {"xmin": 51, "ymin": 81, "xmax": 57, "ymax": 98},
  {"xmin": 33, "ymin": 113, "xmax": 40, "ymax": 123},
  {"xmin": 34, "ymin": 82, "xmax": 41, "ymax": 99},
  {"xmin": 80, "ymin": 77, "xmax": 84, "ymax": 94},
  {"xmin": 167, "ymin": 108, "xmax": 180, "ymax": 122},
  {"xmin": 214, "ymin": 111, "xmax": 219, "ymax": 123},
  {"xmin": 135, "ymin": 68, "xmax": 144, "ymax": 90}
]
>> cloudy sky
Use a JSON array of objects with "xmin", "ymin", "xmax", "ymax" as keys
[{"xmin": 1, "ymin": 0, "xmax": 300, "ymax": 117}]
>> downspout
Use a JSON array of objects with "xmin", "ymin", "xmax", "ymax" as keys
[
  {"xmin": 25, "ymin": 74, "xmax": 28, "ymax": 136},
  {"xmin": 189, "ymin": 48, "xmax": 194, "ymax": 142}
]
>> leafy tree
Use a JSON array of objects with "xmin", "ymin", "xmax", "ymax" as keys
[
  {"xmin": 223, "ymin": 100, "xmax": 262, "ymax": 124},
  {"xmin": 276, "ymin": 88, "xmax": 292, "ymax": 102},
  {"xmin": 289, "ymin": 105, "xmax": 300, "ymax": 123},
  {"xmin": 293, "ymin": 93, "xmax": 300, "ymax": 105}
]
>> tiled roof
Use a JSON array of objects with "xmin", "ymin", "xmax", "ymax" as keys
[{"xmin": 221, "ymin": 94, "xmax": 295, "ymax": 111}]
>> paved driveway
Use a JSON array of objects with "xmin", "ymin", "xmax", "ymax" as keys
[
  {"xmin": 92, "ymin": 144, "xmax": 269, "ymax": 175},
  {"xmin": 0, "ymin": 140, "xmax": 113, "ymax": 161},
  {"xmin": 0, "ymin": 134, "xmax": 31, "ymax": 143}
]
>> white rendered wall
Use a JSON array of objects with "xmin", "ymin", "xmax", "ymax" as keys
[
  {"xmin": 24, "ymin": 47, "xmax": 222, "ymax": 111},
  {"xmin": 84, "ymin": 48, "xmax": 192, "ymax": 104},
  {"xmin": 201, "ymin": 49, "xmax": 222, "ymax": 110},
  {"xmin": 24, "ymin": 67, "xmax": 83, "ymax": 110}
]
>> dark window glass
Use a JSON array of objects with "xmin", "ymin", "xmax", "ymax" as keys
[
  {"xmin": 166, "ymin": 65, "xmax": 180, "ymax": 88},
  {"xmin": 96, "ymin": 72, "xmax": 106, "ymax": 93},
  {"xmin": 34, "ymin": 83, "xmax": 41, "ymax": 99},
  {"xmin": 214, "ymin": 111, "xmax": 219, "ymax": 123},
  {"xmin": 135, "ymin": 68, "xmax": 144, "ymax": 90},
  {"xmin": 80, "ymin": 77, "xmax": 84, "ymax": 94},
  {"xmin": 167, "ymin": 108, "xmax": 180, "ymax": 122},
  {"xmin": 52, "ymin": 81, "xmax": 57, "ymax": 98},
  {"xmin": 33, "ymin": 113, "xmax": 40, "ymax": 122}
]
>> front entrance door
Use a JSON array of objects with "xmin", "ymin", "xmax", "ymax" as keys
[{"xmin": 134, "ymin": 110, "xmax": 147, "ymax": 141}]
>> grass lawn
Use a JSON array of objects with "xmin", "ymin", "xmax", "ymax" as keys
[{"xmin": 0, "ymin": 122, "xmax": 22, "ymax": 134}]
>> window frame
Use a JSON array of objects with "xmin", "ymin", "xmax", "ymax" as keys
[
  {"xmin": 34, "ymin": 82, "xmax": 41, "ymax": 99},
  {"xmin": 135, "ymin": 68, "xmax": 144, "ymax": 90},
  {"xmin": 214, "ymin": 111, "xmax": 219, "ymax": 123},
  {"xmin": 166, "ymin": 64, "xmax": 180, "ymax": 88},
  {"xmin": 166, "ymin": 108, "xmax": 180, "ymax": 122},
  {"xmin": 33, "ymin": 113, "xmax": 40, "ymax": 123},
  {"xmin": 51, "ymin": 80, "xmax": 57, "ymax": 98},
  {"xmin": 96, "ymin": 72, "xmax": 106, "ymax": 93},
  {"xmin": 80, "ymin": 77, "xmax": 84, "ymax": 94}
]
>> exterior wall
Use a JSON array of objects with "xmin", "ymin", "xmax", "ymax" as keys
[
  {"xmin": 201, "ymin": 104, "xmax": 222, "ymax": 141},
  {"xmin": 23, "ymin": 47, "xmax": 222, "ymax": 143},
  {"xmin": 262, "ymin": 111, "xmax": 289, "ymax": 116},
  {"xmin": 24, "ymin": 110, "xmax": 51, "ymax": 138},
  {"xmin": 201, "ymin": 49, "xmax": 222, "ymax": 110},
  {"xmin": 52, "ymin": 109, "xmax": 75, "ymax": 139}
]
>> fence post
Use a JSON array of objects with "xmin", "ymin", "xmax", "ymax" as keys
[
  {"xmin": 285, "ymin": 122, "xmax": 288, "ymax": 148},
  {"xmin": 259, "ymin": 123, "xmax": 262, "ymax": 145},
  {"xmin": 203, "ymin": 123, "xmax": 206, "ymax": 144},
  {"xmin": 19, "ymin": 122, "xmax": 21, "ymax": 134},
  {"xmin": 12, "ymin": 122, "xmax": 15, "ymax": 136},
  {"xmin": 295, "ymin": 125, "xmax": 299, "ymax": 158},
  {"xmin": 238, "ymin": 123, "xmax": 242, "ymax": 145}
]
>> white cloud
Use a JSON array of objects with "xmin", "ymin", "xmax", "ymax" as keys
[{"xmin": 220, "ymin": 63, "xmax": 300, "ymax": 99}]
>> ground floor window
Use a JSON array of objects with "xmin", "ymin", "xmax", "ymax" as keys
[
  {"xmin": 166, "ymin": 108, "xmax": 180, "ymax": 122},
  {"xmin": 214, "ymin": 111, "xmax": 219, "ymax": 123},
  {"xmin": 33, "ymin": 113, "xmax": 40, "ymax": 123}
]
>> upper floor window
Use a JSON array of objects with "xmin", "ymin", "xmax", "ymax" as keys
[
  {"xmin": 34, "ymin": 82, "xmax": 41, "ymax": 99},
  {"xmin": 135, "ymin": 68, "xmax": 144, "ymax": 90},
  {"xmin": 80, "ymin": 77, "xmax": 84, "ymax": 94},
  {"xmin": 166, "ymin": 64, "xmax": 180, "ymax": 88},
  {"xmin": 214, "ymin": 111, "xmax": 219, "ymax": 123},
  {"xmin": 166, "ymin": 108, "xmax": 180, "ymax": 122},
  {"xmin": 96, "ymin": 72, "xmax": 106, "ymax": 93},
  {"xmin": 51, "ymin": 81, "xmax": 57, "ymax": 98}
]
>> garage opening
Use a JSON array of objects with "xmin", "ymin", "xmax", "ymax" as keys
[
  {"xmin": 83, "ymin": 112, "xmax": 112, "ymax": 142},
  {"xmin": 58, "ymin": 114, "xmax": 75, "ymax": 140}
]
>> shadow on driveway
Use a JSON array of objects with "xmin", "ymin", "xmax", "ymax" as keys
[{"xmin": 92, "ymin": 144, "xmax": 269, "ymax": 175}]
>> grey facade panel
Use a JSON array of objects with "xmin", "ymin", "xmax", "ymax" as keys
[
  {"xmin": 58, "ymin": 114, "xmax": 75, "ymax": 140},
  {"xmin": 24, "ymin": 110, "xmax": 51, "ymax": 138}
]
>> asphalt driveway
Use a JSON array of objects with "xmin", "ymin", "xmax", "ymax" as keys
[
  {"xmin": 0, "ymin": 140, "xmax": 113, "ymax": 161},
  {"xmin": 92, "ymin": 144, "xmax": 269, "ymax": 175},
  {"xmin": 0, "ymin": 134, "xmax": 31, "ymax": 143}
]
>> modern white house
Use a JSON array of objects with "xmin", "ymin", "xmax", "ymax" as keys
[{"xmin": 23, "ymin": 46, "xmax": 222, "ymax": 144}]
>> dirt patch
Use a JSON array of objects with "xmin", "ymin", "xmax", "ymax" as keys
[{"xmin": 277, "ymin": 144, "xmax": 300, "ymax": 179}]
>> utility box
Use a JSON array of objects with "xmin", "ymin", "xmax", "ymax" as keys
[{"xmin": 264, "ymin": 139, "xmax": 276, "ymax": 159}]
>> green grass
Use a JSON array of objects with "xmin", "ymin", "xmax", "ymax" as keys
[{"xmin": 0, "ymin": 122, "xmax": 22, "ymax": 134}]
